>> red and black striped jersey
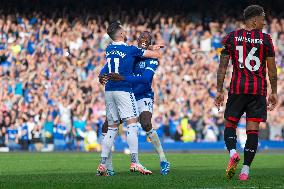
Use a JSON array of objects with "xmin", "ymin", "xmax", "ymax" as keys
[{"xmin": 221, "ymin": 29, "xmax": 275, "ymax": 96}]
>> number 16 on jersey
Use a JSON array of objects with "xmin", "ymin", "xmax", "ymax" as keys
[
  {"xmin": 236, "ymin": 46, "xmax": 260, "ymax": 71},
  {"xmin": 107, "ymin": 58, "xmax": 120, "ymax": 73}
]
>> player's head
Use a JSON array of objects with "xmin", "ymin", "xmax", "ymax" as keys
[
  {"xmin": 138, "ymin": 31, "xmax": 152, "ymax": 50},
  {"xmin": 107, "ymin": 21, "xmax": 127, "ymax": 42},
  {"xmin": 243, "ymin": 5, "xmax": 265, "ymax": 30}
]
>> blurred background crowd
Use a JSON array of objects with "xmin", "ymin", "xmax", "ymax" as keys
[{"xmin": 0, "ymin": 0, "xmax": 283, "ymax": 152}]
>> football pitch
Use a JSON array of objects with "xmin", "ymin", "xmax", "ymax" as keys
[{"xmin": 0, "ymin": 152, "xmax": 284, "ymax": 189}]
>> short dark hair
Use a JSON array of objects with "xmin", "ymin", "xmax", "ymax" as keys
[
  {"xmin": 138, "ymin": 31, "xmax": 152, "ymax": 42},
  {"xmin": 243, "ymin": 5, "xmax": 265, "ymax": 21},
  {"xmin": 107, "ymin": 21, "xmax": 122, "ymax": 40}
]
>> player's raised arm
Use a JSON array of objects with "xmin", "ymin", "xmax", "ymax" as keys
[
  {"xmin": 149, "ymin": 44, "xmax": 165, "ymax": 51},
  {"xmin": 130, "ymin": 45, "xmax": 162, "ymax": 59},
  {"xmin": 142, "ymin": 50, "xmax": 162, "ymax": 59}
]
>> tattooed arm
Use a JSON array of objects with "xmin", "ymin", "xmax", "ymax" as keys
[
  {"xmin": 215, "ymin": 32, "xmax": 231, "ymax": 110},
  {"xmin": 217, "ymin": 54, "xmax": 230, "ymax": 92},
  {"xmin": 267, "ymin": 57, "xmax": 278, "ymax": 110},
  {"xmin": 267, "ymin": 57, "xmax": 277, "ymax": 94},
  {"xmin": 214, "ymin": 54, "xmax": 230, "ymax": 110}
]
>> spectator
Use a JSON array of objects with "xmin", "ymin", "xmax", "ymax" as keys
[
  {"xmin": 268, "ymin": 116, "xmax": 284, "ymax": 141},
  {"xmin": 31, "ymin": 125, "xmax": 43, "ymax": 151},
  {"xmin": 43, "ymin": 114, "xmax": 54, "ymax": 148},
  {"xmin": 179, "ymin": 118, "xmax": 196, "ymax": 142},
  {"xmin": 274, "ymin": 134, "xmax": 283, "ymax": 141},
  {"xmin": 0, "ymin": 112, "xmax": 6, "ymax": 148},
  {"xmin": 6, "ymin": 122, "xmax": 20, "ymax": 151},
  {"xmin": 84, "ymin": 121, "xmax": 100, "ymax": 152},
  {"xmin": 18, "ymin": 116, "xmax": 29, "ymax": 150},
  {"xmin": 72, "ymin": 104, "xmax": 89, "ymax": 151},
  {"xmin": 203, "ymin": 117, "xmax": 219, "ymax": 142},
  {"xmin": 53, "ymin": 119, "xmax": 67, "ymax": 151}
]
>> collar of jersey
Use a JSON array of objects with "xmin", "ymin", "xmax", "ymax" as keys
[{"xmin": 112, "ymin": 41, "xmax": 127, "ymax": 45}]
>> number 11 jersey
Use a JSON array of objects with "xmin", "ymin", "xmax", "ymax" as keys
[
  {"xmin": 221, "ymin": 29, "xmax": 275, "ymax": 96},
  {"xmin": 105, "ymin": 41, "xmax": 145, "ymax": 92}
]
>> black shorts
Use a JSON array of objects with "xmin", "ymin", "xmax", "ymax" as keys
[{"xmin": 224, "ymin": 94, "xmax": 267, "ymax": 123}]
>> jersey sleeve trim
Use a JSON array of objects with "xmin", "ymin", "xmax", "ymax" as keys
[
  {"xmin": 145, "ymin": 67, "xmax": 155, "ymax": 73},
  {"xmin": 221, "ymin": 32, "xmax": 232, "ymax": 55}
]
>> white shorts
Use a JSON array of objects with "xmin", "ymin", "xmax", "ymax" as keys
[
  {"xmin": 137, "ymin": 98, "xmax": 153, "ymax": 114},
  {"xmin": 105, "ymin": 91, "xmax": 138, "ymax": 125}
]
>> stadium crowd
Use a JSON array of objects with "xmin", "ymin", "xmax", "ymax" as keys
[{"xmin": 0, "ymin": 1, "xmax": 283, "ymax": 151}]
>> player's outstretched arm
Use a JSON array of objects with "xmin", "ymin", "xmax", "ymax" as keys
[
  {"xmin": 149, "ymin": 44, "xmax": 165, "ymax": 51},
  {"xmin": 214, "ymin": 54, "xmax": 230, "ymax": 110},
  {"xmin": 143, "ymin": 50, "xmax": 162, "ymax": 59},
  {"xmin": 267, "ymin": 57, "xmax": 278, "ymax": 111}
]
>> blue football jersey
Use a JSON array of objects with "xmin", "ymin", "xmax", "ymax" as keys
[
  {"xmin": 7, "ymin": 128, "xmax": 18, "ymax": 141},
  {"xmin": 20, "ymin": 124, "xmax": 29, "ymax": 141},
  {"xmin": 132, "ymin": 58, "xmax": 159, "ymax": 100},
  {"xmin": 103, "ymin": 41, "xmax": 145, "ymax": 92},
  {"xmin": 53, "ymin": 124, "xmax": 67, "ymax": 140}
]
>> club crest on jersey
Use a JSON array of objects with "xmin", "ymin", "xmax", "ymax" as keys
[
  {"xmin": 149, "ymin": 60, "xmax": 158, "ymax": 65},
  {"xmin": 139, "ymin": 62, "xmax": 146, "ymax": 68}
]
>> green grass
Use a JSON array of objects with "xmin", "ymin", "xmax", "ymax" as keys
[{"xmin": 0, "ymin": 152, "xmax": 284, "ymax": 189}]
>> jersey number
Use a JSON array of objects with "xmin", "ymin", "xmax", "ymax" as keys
[
  {"xmin": 107, "ymin": 58, "xmax": 120, "ymax": 73},
  {"xmin": 144, "ymin": 100, "xmax": 153, "ymax": 111},
  {"xmin": 236, "ymin": 46, "xmax": 260, "ymax": 71}
]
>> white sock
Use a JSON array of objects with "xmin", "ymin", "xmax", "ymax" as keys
[
  {"xmin": 229, "ymin": 149, "xmax": 237, "ymax": 157},
  {"xmin": 127, "ymin": 123, "xmax": 139, "ymax": 163},
  {"xmin": 147, "ymin": 129, "xmax": 167, "ymax": 162},
  {"xmin": 107, "ymin": 151, "xmax": 113, "ymax": 170},
  {"xmin": 101, "ymin": 128, "xmax": 118, "ymax": 164},
  {"xmin": 131, "ymin": 153, "xmax": 139, "ymax": 164},
  {"xmin": 102, "ymin": 133, "xmax": 113, "ymax": 170},
  {"xmin": 241, "ymin": 165, "xmax": 250, "ymax": 175}
]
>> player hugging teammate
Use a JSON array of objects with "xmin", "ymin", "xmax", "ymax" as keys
[
  {"xmin": 97, "ymin": 21, "xmax": 170, "ymax": 176},
  {"xmin": 215, "ymin": 5, "xmax": 278, "ymax": 181}
]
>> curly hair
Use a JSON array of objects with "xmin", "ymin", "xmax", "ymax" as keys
[{"xmin": 243, "ymin": 5, "xmax": 265, "ymax": 21}]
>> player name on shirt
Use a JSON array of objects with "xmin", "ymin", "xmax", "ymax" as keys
[
  {"xmin": 106, "ymin": 50, "xmax": 126, "ymax": 58},
  {"xmin": 235, "ymin": 36, "xmax": 263, "ymax": 44}
]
